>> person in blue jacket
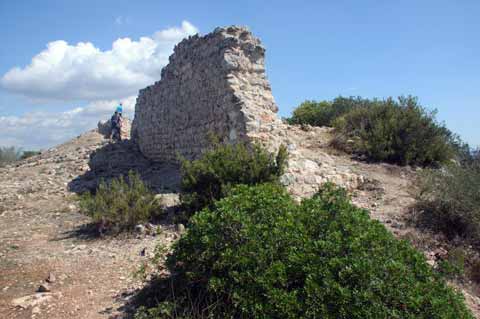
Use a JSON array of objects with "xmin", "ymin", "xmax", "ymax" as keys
[{"xmin": 111, "ymin": 103, "xmax": 123, "ymax": 141}]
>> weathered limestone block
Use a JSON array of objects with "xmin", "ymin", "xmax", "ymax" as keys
[{"xmin": 132, "ymin": 26, "xmax": 280, "ymax": 162}]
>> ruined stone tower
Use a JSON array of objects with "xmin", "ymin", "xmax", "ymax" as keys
[{"xmin": 131, "ymin": 26, "xmax": 280, "ymax": 162}]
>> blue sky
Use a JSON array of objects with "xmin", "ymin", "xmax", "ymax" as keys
[{"xmin": 0, "ymin": 0, "xmax": 479, "ymax": 149}]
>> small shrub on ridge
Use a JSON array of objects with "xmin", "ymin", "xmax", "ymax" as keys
[
  {"xmin": 333, "ymin": 96, "xmax": 455, "ymax": 166},
  {"xmin": 287, "ymin": 96, "xmax": 374, "ymax": 127},
  {"xmin": 0, "ymin": 146, "xmax": 22, "ymax": 166},
  {"xmin": 79, "ymin": 171, "xmax": 160, "ymax": 233},
  {"xmin": 20, "ymin": 150, "xmax": 41, "ymax": 160},
  {"xmin": 179, "ymin": 141, "xmax": 287, "ymax": 217}
]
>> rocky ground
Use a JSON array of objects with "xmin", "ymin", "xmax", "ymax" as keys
[
  {"xmin": 0, "ymin": 132, "xmax": 179, "ymax": 319},
  {"xmin": 1, "ymin": 128, "xmax": 479, "ymax": 318}
]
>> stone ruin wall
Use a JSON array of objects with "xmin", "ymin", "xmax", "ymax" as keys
[
  {"xmin": 129, "ymin": 25, "xmax": 364, "ymax": 198},
  {"xmin": 132, "ymin": 26, "xmax": 280, "ymax": 162}
]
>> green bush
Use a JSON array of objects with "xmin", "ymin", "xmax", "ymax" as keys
[
  {"xmin": 416, "ymin": 162, "xmax": 480, "ymax": 245},
  {"xmin": 78, "ymin": 171, "xmax": 160, "ymax": 233},
  {"xmin": 0, "ymin": 146, "xmax": 21, "ymax": 166},
  {"xmin": 333, "ymin": 96, "xmax": 455, "ymax": 166},
  {"xmin": 287, "ymin": 96, "xmax": 374, "ymax": 127},
  {"xmin": 437, "ymin": 248, "xmax": 465, "ymax": 279},
  {"xmin": 139, "ymin": 183, "xmax": 472, "ymax": 318},
  {"xmin": 20, "ymin": 150, "xmax": 41, "ymax": 160},
  {"xmin": 0, "ymin": 147, "xmax": 40, "ymax": 166},
  {"xmin": 179, "ymin": 142, "xmax": 287, "ymax": 217},
  {"xmin": 287, "ymin": 96, "xmax": 456, "ymax": 166},
  {"xmin": 287, "ymin": 100, "xmax": 332, "ymax": 126}
]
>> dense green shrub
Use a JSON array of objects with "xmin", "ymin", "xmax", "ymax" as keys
[
  {"xmin": 416, "ymin": 162, "xmax": 480, "ymax": 245},
  {"xmin": 79, "ymin": 171, "xmax": 160, "ymax": 233},
  {"xmin": 287, "ymin": 100, "xmax": 332, "ymax": 126},
  {"xmin": 437, "ymin": 247, "xmax": 465, "ymax": 279},
  {"xmin": 333, "ymin": 96, "xmax": 455, "ymax": 166},
  {"xmin": 287, "ymin": 96, "xmax": 374, "ymax": 127},
  {"xmin": 138, "ymin": 183, "xmax": 472, "ymax": 318},
  {"xmin": 288, "ymin": 96, "xmax": 456, "ymax": 166},
  {"xmin": 179, "ymin": 142, "xmax": 287, "ymax": 217}
]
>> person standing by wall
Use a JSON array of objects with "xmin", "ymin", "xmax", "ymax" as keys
[{"xmin": 111, "ymin": 103, "xmax": 123, "ymax": 141}]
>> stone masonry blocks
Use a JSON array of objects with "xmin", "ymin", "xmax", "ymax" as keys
[{"xmin": 131, "ymin": 25, "xmax": 280, "ymax": 162}]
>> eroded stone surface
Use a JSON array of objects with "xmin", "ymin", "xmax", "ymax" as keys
[
  {"xmin": 250, "ymin": 124, "xmax": 364, "ymax": 198},
  {"xmin": 132, "ymin": 26, "xmax": 279, "ymax": 162},
  {"xmin": 130, "ymin": 25, "xmax": 362, "ymax": 198}
]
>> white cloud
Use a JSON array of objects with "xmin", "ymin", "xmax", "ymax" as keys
[
  {"xmin": 1, "ymin": 21, "xmax": 198, "ymax": 101},
  {"xmin": 0, "ymin": 96, "xmax": 136, "ymax": 150},
  {"xmin": 115, "ymin": 16, "xmax": 132, "ymax": 25},
  {"xmin": 0, "ymin": 21, "xmax": 199, "ymax": 149}
]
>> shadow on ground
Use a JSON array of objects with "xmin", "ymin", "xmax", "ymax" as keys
[
  {"xmin": 62, "ymin": 139, "xmax": 182, "ymax": 241},
  {"xmin": 112, "ymin": 274, "xmax": 181, "ymax": 319},
  {"xmin": 55, "ymin": 208, "xmax": 182, "ymax": 242},
  {"xmin": 68, "ymin": 139, "xmax": 181, "ymax": 194},
  {"xmin": 55, "ymin": 223, "xmax": 103, "ymax": 241}
]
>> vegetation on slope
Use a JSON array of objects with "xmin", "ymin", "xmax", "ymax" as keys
[
  {"xmin": 416, "ymin": 150, "xmax": 480, "ymax": 245},
  {"xmin": 289, "ymin": 95, "xmax": 480, "ymax": 283},
  {"xmin": 179, "ymin": 141, "xmax": 287, "ymax": 220},
  {"xmin": 0, "ymin": 146, "xmax": 40, "ymax": 167},
  {"xmin": 136, "ymin": 183, "xmax": 473, "ymax": 318},
  {"xmin": 20, "ymin": 150, "xmax": 41, "ymax": 160},
  {"xmin": 288, "ymin": 96, "xmax": 458, "ymax": 167},
  {"xmin": 287, "ymin": 96, "xmax": 372, "ymax": 127},
  {"xmin": 79, "ymin": 171, "xmax": 161, "ymax": 233}
]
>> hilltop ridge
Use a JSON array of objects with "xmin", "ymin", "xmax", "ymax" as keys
[
  {"xmin": 1, "ymin": 24, "xmax": 479, "ymax": 318},
  {"xmin": 1, "ymin": 126, "xmax": 479, "ymax": 318}
]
